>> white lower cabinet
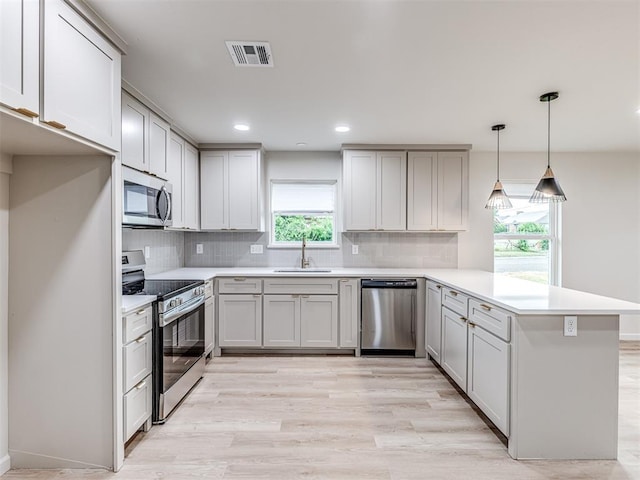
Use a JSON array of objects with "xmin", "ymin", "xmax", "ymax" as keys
[
  {"xmin": 338, "ymin": 279, "xmax": 358, "ymax": 348},
  {"xmin": 263, "ymin": 295, "xmax": 301, "ymax": 347},
  {"xmin": 263, "ymin": 294, "xmax": 338, "ymax": 348},
  {"xmin": 300, "ymin": 295, "xmax": 338, "ymax": 348},
  {"xmin": 122, "ymin": 304, "xmax": 153, "ymax": 442},
  {"xmin": 467, "ymin": 323, "xmax": 510, "ymax": 436},
  {"xmin": 441, "ymin": 306, "xmax": 468, "ymax": 390},
  {"xmin": 426, "ymin": 280, "xmax": 442, "ymax": 364},
  {"xmin": 218, "ymin": 294, "xmax": 262, "ymax": 347}
]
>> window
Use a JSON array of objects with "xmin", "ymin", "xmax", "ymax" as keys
[
  {"xmin": 493, "ymin": 183, "xmax": 560, "ymax": 285},
  {"xmin": 270, "ymin": 181, "xmax": 337, "ymax": 247}
]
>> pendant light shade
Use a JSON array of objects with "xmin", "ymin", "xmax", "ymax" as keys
[
  {"xmin": 485, "ymin": 124, "xmax": 512, "ymax": 209},
  {"xmin": 530, "ymin": 92, "xmax": 566, "ymax": 203}
]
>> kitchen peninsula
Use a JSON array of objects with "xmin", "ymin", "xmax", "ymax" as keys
[{"xmin": 142, "ymin": 267, "xmax": 640, "ymax": 460}]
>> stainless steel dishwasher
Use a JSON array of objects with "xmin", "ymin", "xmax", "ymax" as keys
[{"xmin": 361, "ymin": 279, "xmax": 417, "ymax": 354}]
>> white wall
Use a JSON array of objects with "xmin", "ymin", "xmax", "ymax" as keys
[
  {"xmin": 459, "ymin": 151, "xmax": 640, "ymax": 339},
  {"xmin": 0, "ymin": 155, "xmax": 11, "ymax": 475}
]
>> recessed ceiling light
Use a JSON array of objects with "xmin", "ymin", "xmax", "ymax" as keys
[
  {"xmin": 335, "ymin": 125, "xmax": 350, "ymax": 133},
  {"xmin": 296, "ymin": 142, "xmax": 307, "ymax": 147},
  {"xmin": 234, "ymin": 124, "xmax": 250, "ymax": 131}
]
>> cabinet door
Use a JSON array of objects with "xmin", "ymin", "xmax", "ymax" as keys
[
  {"xmin": 218, "ymin": 294, "xmax": 262, "ymax": 346},
  {"xmin": 441, "ymin": 306, "xmax": 468, "ymax": 390},
  {"xmin": 43, "ymin": 0, "xmax": 121, "ymax": 150},
  {"xmin": 0, "ymin": 0, "xmax": 39, "ymax": 115},
  {"xmin": 377, "ymin": 151, "xmax": 406, "ymax": 230},
  {"xmin": 228, "ymin": 150, "xmax": 260, "ymax": 230},
  {"xmin": 123, "ymin": 374, "xmax": 151, "ymax": 441},
  {"xmin": 407, "ymin": 152, "xmax": 438, "ymax": 231},
  {"xmin": 183, "ymin": 143, "xmax": 200, "ymax": 230},
  {"xmin": 467, "ymin": 325, "xmax": 510, "ymax": 436},
  {"xmin": 204, "ymin": 296, "xmax": 215, "ymax": 354},
  {"xmin": 300, "ymin": 295, "xmax": 338, "ymax": 348},
  {"xmin": 123, "ymin": 331, "xmax": 153, "ymax": 392},
  {"xmin": 437, "ymin": 152, "xmax": 469, "ymax": 231},
  {"xmin": 343, "ymin": 150, "xmax": 376, "ymax": 230},
  {"xmin": 200, "ymin": 151, "xmax": 228, "ymax": 229},
  {"xmin": 338, "ymin": 279, "xmax": 358, "ymax": 348},
  {"xmin": 149, "ymin": 113, "xmax": 170, "ymax": 179},
  {"xmin": 121, "ymin": 92, "xmax": 148, "ymax": 172},
  {"xmin": 426, "ymin": 281, "xmax": 442, "ymax": 364},
  {"xmin": 167, "ymin": 133, "xmax": 184, "ymax": 228},
  {"xmin": 263, "ymin": 295, "xmax": 300, "ymax": 347}
]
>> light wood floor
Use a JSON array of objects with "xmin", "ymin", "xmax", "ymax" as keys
[{"xmin": 4, "ymin": 342, "xmax": 640, "ymax": 479}]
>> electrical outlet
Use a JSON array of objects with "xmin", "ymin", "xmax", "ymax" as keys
[
  {"xmin": 196, "ymin": 243, "xmax": 203, "ymax": 254},
  {"xmin": 144, "ymin": 246, "xmax": 150, "ymax": 258},
  {"xmin": 250, "ymin": 244, "xmax": 263, "ymax": 254},
  {"xmin": 564, "ymin": 316, "xmax": 578, "ymax": 336},
  {"xmin": 352, "ymin": 245, "xmax": 359, "ymax": 255}
]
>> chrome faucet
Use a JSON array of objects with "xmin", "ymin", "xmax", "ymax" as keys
[{"xmin": 301, "ymin": 236, "xmax": 310, "ymax": 269}]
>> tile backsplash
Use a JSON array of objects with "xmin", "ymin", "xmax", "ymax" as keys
[
  {"xmin": 183, "ymin": 231, "xmax": 457, "ymax": 269},
  {"xmin": 122, "ymin": 229, "xmax": 185, "ymax": 274}
]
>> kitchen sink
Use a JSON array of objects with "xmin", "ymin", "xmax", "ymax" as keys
[{"xmin": 273, "ymin": 268, "xmax": 332, "ymax": 273}]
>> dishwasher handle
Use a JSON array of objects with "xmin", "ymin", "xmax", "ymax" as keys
[{"xmin": 361, "ymin": 279, "xmax": 417, "ymax": 288}]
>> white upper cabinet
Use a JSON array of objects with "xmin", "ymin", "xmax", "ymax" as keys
[
  {"xmin": 407, "ymin": 152, "xmax": 437, "ymax": 231},
  {"xmin": 437, "ymin": 152, "xmax": 469, "ymax": 231},
  {"xmin": 149, "ymin": 113, "xmax": 170, "ymax": 179},
  {"xmin": 43, "ymin": 0, "xmax": 121, "ymax": 150},
  {"xmin": 121, "ymin": 91, "xmax": 170, "ymax": 179},
  {"xmin": 200, "ymin": 149, "xmax": 262, "ymax": 231},
  {"xmin": 408, "ymin": 151, "xmax": 469, "ymax": 231},
  {"xmin": 343, "ymin": 150, "xmax": 406, "ymax": 231},
  {"xmin": 183, "ymin": 143, "xmax": 200, "ymax": 230},
  {"xmin": 0, "ymin": 0, "xmax": 39, "ymax": 116},
  {"xmin": 167, "ymin": 133, "xmax": 199, "ymax": 230},
  {"xmin": 167, "ymin": 134, "xmax": 185, "ymax": 228}
]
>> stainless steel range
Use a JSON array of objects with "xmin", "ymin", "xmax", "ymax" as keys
[{"xmin": 122, "ymin": 251, "xmax": 206, "ymax": 423}]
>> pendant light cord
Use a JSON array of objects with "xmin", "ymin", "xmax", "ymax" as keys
[
  {"xmin": 547, "ymin": 99, "xmax": 551, "ymax": 168},
  {"xmin": 496, "ymin": 128, "xmax": 500, "ymax": 181}
]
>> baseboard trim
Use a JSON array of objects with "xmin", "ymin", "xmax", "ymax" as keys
[
  {"xmin": 0, "ymin": 453, "xmax": 10, "ymax": 476},
  {"xmin": 8, "ymin": 449, "xmax": 110, "ymax": 470},
  {"xmin": 620, "ymin": 334, "xmax": 640, "ymax": 341}
]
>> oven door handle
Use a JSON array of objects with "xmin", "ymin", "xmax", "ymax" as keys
[{"xmin": 160, "ymin": 295, "xmax": 205, "ymax": 327}]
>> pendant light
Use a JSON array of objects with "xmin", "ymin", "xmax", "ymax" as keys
[
  {"xmin": 530, "ymin": 91, "xmax": 566, "ymax": 203},
  {"xmin": 485, "ymin": 124, "xmax": 512, "ymax": 209}
]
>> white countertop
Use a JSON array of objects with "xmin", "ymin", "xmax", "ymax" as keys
[
  {"xmin": 122, "ymin": 295, "xmax": 156, "ymax": 314},
  {"xmin": 145, "ymin": 267, "xmax": 640, "ymax": 316}
]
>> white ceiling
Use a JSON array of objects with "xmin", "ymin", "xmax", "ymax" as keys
[{"xmin": 87, "ymin": 0, "xmax": 640, "ymax": 153}]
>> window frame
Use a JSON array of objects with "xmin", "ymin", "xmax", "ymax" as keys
[
  {"xmin": 269, "ymin": 180, "xmax": 339, "ymax": 249},
  {"xmin": 493, "ymin": 181, "xmax": 562, "ymax": 286}
]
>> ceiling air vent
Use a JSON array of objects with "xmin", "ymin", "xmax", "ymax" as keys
[{"xmin": 225, "ymin": 41, "xmax": 274, "ymax": 67}]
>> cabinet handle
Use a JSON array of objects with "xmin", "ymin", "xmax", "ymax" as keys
[
  {"xmin": 135, "ymin": 335, "xmax": 146, "ymax": 343},
  {"xmin": 233, "ymin": 278, "xmax": 246, "ymax": 282},
  {"xmin": 339, "ymin": 279, "xmax": 348, "ymax": 282},
  {"xmin": 42, "ymin": 120, "xmax": 67, "ymax": 129},
  {"xmin": 436, "ymin": 285, "xmax": 442, "ymax": 289},
  {"xmin": 13, "ymin": 107, "xmax": 39, "ymax": 118},
  {"xmin": 460, "ymin": 317, "xmax": 467, "ymax": 323},
  {"xmin": 253, "ymin": 294, "xmax": 261, "ymax": 298},
  {"xmin": 449, "ymin": 290, "xmax": 458, "ymax": 297},
  {"xmin": 136, "ymin": 309, "xmax": 147, "ymax": 315},
  {"xmin": 468, "ymin": 322, "xmax": 476, "ymax": 328},
  {"xmin": 135, "ymin": 380, "xmax": 147, "ymax": 390},
  {"xmin": 301, "ymin": 295, "xmax": 309, "ymax": 298},
  {"xmin": 291, "ymin": 294, "xmax": 299, "ymax": 298},
  {"xmin": 480, "ymin": 303, "xmax": 492, "ymax": 311}
]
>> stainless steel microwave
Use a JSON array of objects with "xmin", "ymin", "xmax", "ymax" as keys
[{"xmin": 122, "ymin": 166, "xmax": 173, "ymax": 228}]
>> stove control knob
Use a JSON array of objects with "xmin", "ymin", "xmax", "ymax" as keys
[{"xmin": 169, "ymin": 299, "xmax": 178, "ymax": 308}]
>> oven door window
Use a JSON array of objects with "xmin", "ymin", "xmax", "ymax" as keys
[{"xmin": 162, "ymin": 306, "xmax": 204, "ymax": 392}]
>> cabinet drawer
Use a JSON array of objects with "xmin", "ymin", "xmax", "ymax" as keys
[
  {"xmin": 264, "ymin": 278, "xmax": 338, "ymax": 295},
  {"xmin": 442, "ymin": 287, "xmax": 469, "ymax": 317},
  {"xmin": 123, "ymin": 305, "xmax": 153, "ymax": 344},
  {"xmin": 123, "ymin": 331, "xmax": 153, "ymax": 392},
  {"xmin": 469, "ymin": 299, "xmax": 512, "ymax": 342},
  {"xmin": 218, "ymin": 277, "xmax": 262, "ymax": 294},
  {"xmin": 124, "ymin": 374, "xmax": 152, "ymax": 441}
]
